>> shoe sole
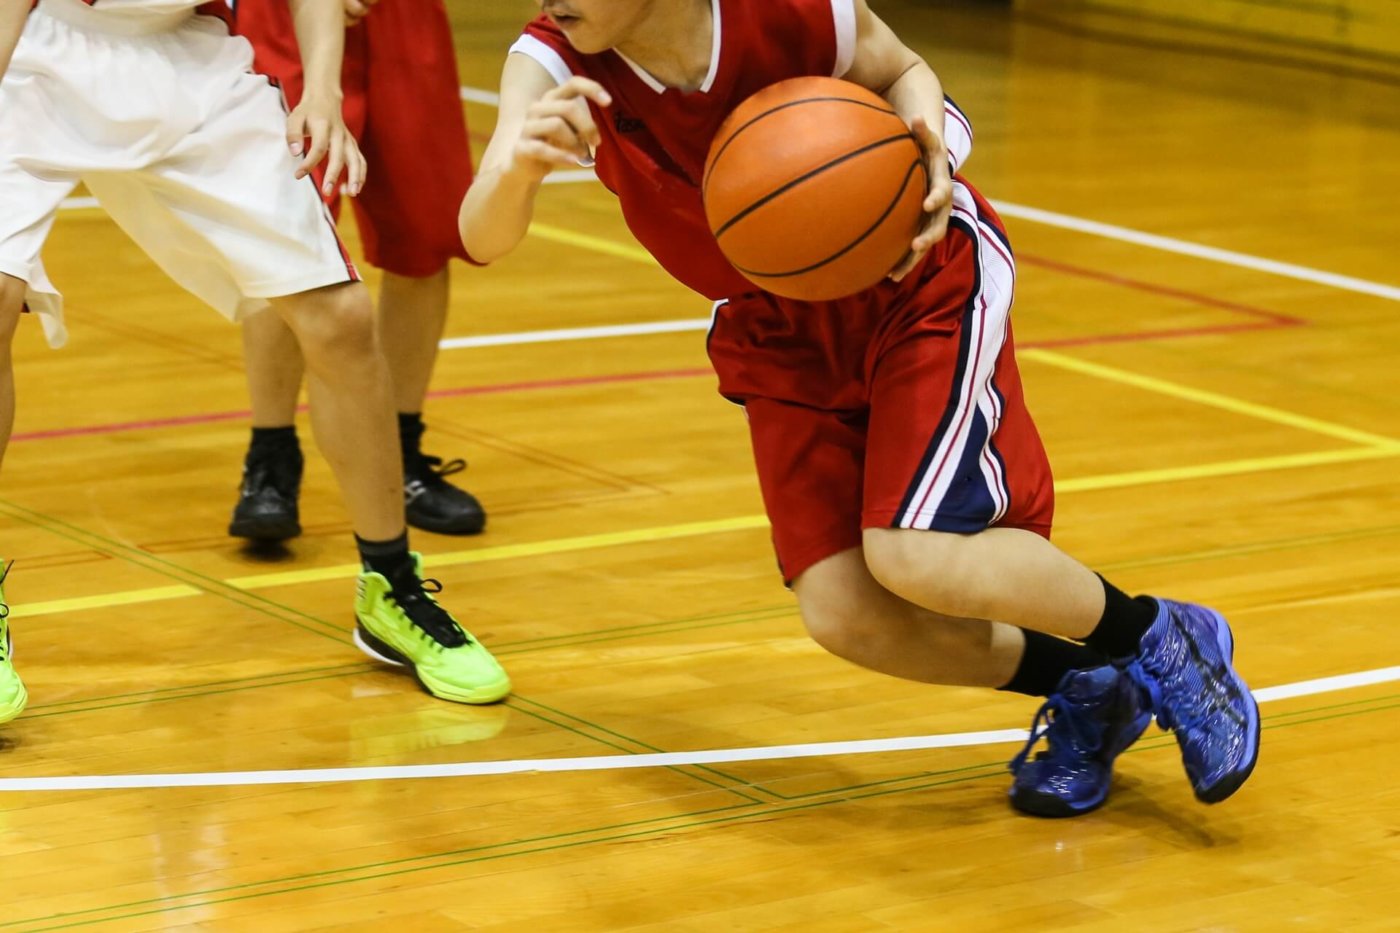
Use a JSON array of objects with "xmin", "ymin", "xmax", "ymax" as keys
[
  {"xmin": 228, "ymin": 518, "xmax": 302, "ymax": 541},
  {"xmin": 353, "ymin": 622, "xmax": 510, "ymax": 705},
  {"xmin": 1192, "ymin": 608, "xmax": 1262, "ymax": 804},
  {"xmin": 405, "ymin": 512, "xmax": 486, "ymax": 536},
  {"xmin": 1010, "ymin": 706, "xmax": 1153, "ymax": 818}
]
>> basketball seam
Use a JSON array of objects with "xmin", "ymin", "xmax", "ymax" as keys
[
  {"xmin": 712, "ymin": 133, "xmax": 914, "ymax": 240},
  {"xmin": 732, "ymin": 157, "xmax": 926, "ymax": 280},
  {"xmin": 702, "ymin": 96, "xmax": 900, "ymax": 200}
]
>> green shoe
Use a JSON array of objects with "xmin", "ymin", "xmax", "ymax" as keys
[
  {"xmin": 0, "ymin": 561, "xmax": 29, "ymax": 724},
  {"xmin": 353, "ymin": 553, "xmax": 510, "ymax": 704}
]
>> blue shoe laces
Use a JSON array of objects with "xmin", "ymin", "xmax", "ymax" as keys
[{"xmin": 1009, "ymin": 691, "xmax": 1104, "ymax": 774}]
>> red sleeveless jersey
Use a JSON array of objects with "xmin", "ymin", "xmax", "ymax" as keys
[{"xmin": 515, "ymin": 0, "xmax": 852, "ymax": 300}]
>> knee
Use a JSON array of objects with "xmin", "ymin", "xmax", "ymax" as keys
[
  {"xmin": 800, "ymin": 597, "xmax": 880, "ymax": 663},
  {"xmin": 278, "ymin": 284, "xmax": 377, "ymax": 364},
  {"xmin": 862, "ymin": 527, "xmax": 986, "ymax": 619}
]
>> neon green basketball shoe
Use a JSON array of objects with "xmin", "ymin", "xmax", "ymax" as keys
[
  {"xmin": 0, "ymin": 561, "xmax": 29, "ymax": 724},
  {"xmin": 353, "ymin": 553, "xmax": 511, "ymax": 704}
]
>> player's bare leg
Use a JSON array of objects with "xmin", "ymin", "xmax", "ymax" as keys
[
  {"xmin": 793, "ymin": 549, "xmax": 1027, "ymax": 688},
  {"xmin": 0, "ymin": 273, "xmax": 29, "ymax": 721},
  {"xmin": 862, "ymin": 526, "xmax": 1106, "ymax": 639},
  {"xmin": 242, "ymin": 307, "xmax": 303, "ymax": 428},
  {"xmin": 0, "ymin": 273, "xmax": 22, "ymax": 466},
  {"xmin": 268, "ymin": 280, "xmax": 509, "ymax": 703},
  {"xmin": 860, "ymin": 525, "xmax": 1259, "ymax": 809},
  {"xmin": 231, "ymin": 266, "xmax": 483, "ymax": 540},
  {"xmin": 377, "ymin": 268, "xmax": 447, "ymax": 412},
  {"xmin": 267, "ymin": 282, "xmax": 400, "ymax": 539},
  {"xmin": 228, "ymin": 307, "xmax": 307, "ymax": 540},
  {"xmin": 378, "ymin": 266, "xmax": 486, "ymax": 536}
]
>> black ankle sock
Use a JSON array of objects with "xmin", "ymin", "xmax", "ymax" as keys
[
  {"xmin": 1082, "ymin": 576, "xmax": 1159, "ymax": 660},
  {"xmin": 249, "ymin": 425, "xmax": 298, "ymax": 454},
  {"xmin": 355, "ymin": 531, "xmax": 415, "ymax": 587},
  {"xmin": 398, "ymin": 412, "xmax": 424, "ymax": 461},
  {"xmin": 998, "ymin": 629, "xmax": 1109, "ymax": 698}
]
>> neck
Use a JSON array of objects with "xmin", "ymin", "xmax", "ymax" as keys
[{"xmin": 615, "ymin": 0, "xmax": 714, "ymax": 92}]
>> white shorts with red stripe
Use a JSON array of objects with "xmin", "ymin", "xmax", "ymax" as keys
[{"xmin": 0, "ymin": 0, "xmax": 358, "ymax": 348}]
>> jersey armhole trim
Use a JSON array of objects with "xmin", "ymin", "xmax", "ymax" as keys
[
  {"xmin": 509, "ymin": 34, "xmax": 573, "ymax": 86},
  {"xmin": 831, "ymin": 0, "xmax": 857, "ymax": 78}
]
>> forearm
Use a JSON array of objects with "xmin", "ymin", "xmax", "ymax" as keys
[
  {"xmin": 287, "ymin": 0, "xmax": 344, "ymax": 100},
  {"xmin": 458, "ymin": 166, "xmax": 543, "ymax": 264},
  {"xmin": 882, "ymin": 62, "xmax": 946, "ymax": 158},
  {"xmin": 0, "ymin": 0, "xmax": 30, "ymax": 82}
]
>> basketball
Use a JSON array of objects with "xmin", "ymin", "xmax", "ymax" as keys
[{"xmin": 702, "ymin": 76, "xmax": 928, "ymax": 302}]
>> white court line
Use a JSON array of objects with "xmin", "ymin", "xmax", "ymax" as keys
[
  {"xmin": 438, "ymin": 318, "xmax": 709, "ymax": 349},
  {"xmin": 2, "ymin": 663, "xmax": 1396, "ymax": 792},
  {"xmin": 460, "ymin": 86, "xmax": 501, "ymax": 106},
  {"xmin": 991, "ymin": 202, "xmax": 1400, "ymax": 302}
]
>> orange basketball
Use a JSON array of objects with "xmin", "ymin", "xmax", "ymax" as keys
[{"xmin": 702, "ymin": 76, "xmax": 928, "ymax": 302}]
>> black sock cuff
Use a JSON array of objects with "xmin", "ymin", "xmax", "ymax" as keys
[
  {"xmin": 398, "ymin": 412, "xmax": 425, "ymax": 458},
  {"xmin": 1082, "ymin": 575, "xmax": 1159, "ymax": 660},
  {"xmin": 999, "ymin": 629, "xmax": 1108, "ymax": 698},
  {"xmin": 355, "ymin": 531, "xmax": 414, "ymax": 582},
  {"xmin": 250, "ymin": 425, "xmax": 298, "ymax": 448}
]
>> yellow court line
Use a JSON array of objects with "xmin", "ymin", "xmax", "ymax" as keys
[
  {"xmin": 17, "ymin": 440, "xmax": 1399, "ymax": 619},
  {"xmin": 527, "ymin": 222, "xmax": 657, "ymax": 264},
  {"xmin": 1022, "ymin": 349, "xmax": 1400, "ymax": 450},
  {"xmin": 223, "ymin": 514, "xmax": 772, "ymax": 591},
  {"xmin": 17, "ymin": 585, "xmax": 201, "ymax": 618},
  {"xmin": 1056, "ymin": 446, "xmax": 1399, "ymax": 493}
]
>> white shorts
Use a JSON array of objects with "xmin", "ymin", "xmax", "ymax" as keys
[{"xmin": 0, "ymin": 0, "xmax": 360, "ymax": 349}]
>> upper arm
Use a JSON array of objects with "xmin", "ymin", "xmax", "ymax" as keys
[
  {"xmin": 840, "ymin": 0, "xmax": 922, "ymax": 94},
  {"xmin": 476, "ymin": 51, "xmax": 563, "ymax": 176}
]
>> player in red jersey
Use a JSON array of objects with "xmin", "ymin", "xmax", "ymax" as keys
[
  {"xmin": 461, "ymin": 0, "xmax": 1260, "ymax": 816},
  {"xmin": 0, "ymin": 0, "xmax": 510, "ymax": 717},
  {"xmin": 227, "ymin": 0, "xmax": 487, "ymax": 542}
]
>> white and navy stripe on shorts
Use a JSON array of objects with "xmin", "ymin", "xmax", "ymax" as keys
[{"xmin": 893, "ymin": 181, "xmax": 1016, "ymax": 532}]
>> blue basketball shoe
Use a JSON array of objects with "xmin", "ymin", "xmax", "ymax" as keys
[
  {"xmin": 1008, "ymin": 665, "xmax": 1152, "ymax": 817},
  {"xmin": 1125, "ymin": 599, "xmax": 1261, "ymax": 803}
]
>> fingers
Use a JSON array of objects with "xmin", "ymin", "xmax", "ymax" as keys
[
  {"xmin": 515, "ymin": 137, "xmax": 593, "ymax": 170},
  {"xmin": 285, "ymin": 111, "xmax": 306, "ymax": 158},
  {"xmin": 344, "ymin": 0, "xmax": 370, "ymax": 21},
  {"xmin": 295, "ymin": 115, "xmax": 331, "ymax": 180},
  {"xmin": 344, "ymin": 134, "xmax": 366, "ymax": 197},
  {"xmin": 321, "ymin": 129, "xmax": 345, "ymax": 196},
  {"xmin": 545, "ymin": 75, "xmax": 613, "ymax": 109}
]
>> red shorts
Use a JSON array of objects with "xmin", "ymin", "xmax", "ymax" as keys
[
  {"xmin": 706, "ymin": 182, "xmax": 1055, "ymax": 584},
  {"xmin": 234, "ymin": 0, "xmax": 473, "ymax": 277}
]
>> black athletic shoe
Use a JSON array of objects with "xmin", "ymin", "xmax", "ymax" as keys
[
  {"xmin": 228, "ymin": 444, "xmax": 303, "ymax": 541},
  {"xmin": 403, "ymin": 453, "xmax": 486, "ymax": 536}
]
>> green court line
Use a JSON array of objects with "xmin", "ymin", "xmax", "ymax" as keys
[
  {"xmin": 505, "ymin": 698, "xmax": 763, "ymax": 805},
  {"xmin": 511, "ymin": 695, "xmax": 781, "ymax": 802},
  {"xmin": 17, "ymin": 606, "xmax": 799, "ymax": 722},
  {"xmin": 0, "ymin": 499, "xmax": 345, "ymax": 643},
  {"xmin": 8, "ymin": 691, "xmax": 1400, "ymax": 930},
  {"xmin": 23, "ymin": 662, "xmax": 374, "ymax": 713}
]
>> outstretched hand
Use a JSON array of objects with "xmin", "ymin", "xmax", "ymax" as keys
[
  {"xmin": 286, "ymin": 94, "xmax": 366, "ymax": 198},
  {"xmin": 889, "ymin": 114, "xmax": 953, "ymax": 282}
]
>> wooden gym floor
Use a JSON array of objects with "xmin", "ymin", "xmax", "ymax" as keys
[{"xmin": 3, "ymin": 0, "xmax": 1398, "ymax": 928}]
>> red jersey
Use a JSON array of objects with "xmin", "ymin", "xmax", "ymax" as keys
[{"xmin": 512, "ymin": 0, "xmax": 971, "ymax": 302}]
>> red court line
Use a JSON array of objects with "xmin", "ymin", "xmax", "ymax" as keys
[
  {"xmin": 1018, "ymin": 253, "xmax": 1306, "ymax": 325},
  {"xmin": 11, "ymin": 261, "xmax": 1304, "ymax": 443}
]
